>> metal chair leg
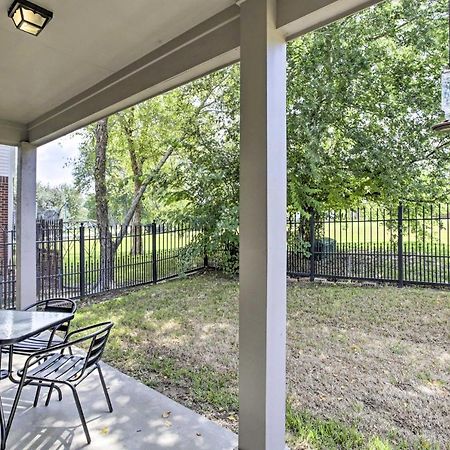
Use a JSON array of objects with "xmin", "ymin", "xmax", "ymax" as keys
[
  {"xmin": 45, "ymin": 384, "xmax": 54, "ymax": 406},
  {"xmin": 5, "ymin": 372, "xmax": 27, "ymax": 441},
  {"xmin": 69, "ymin": 385, "xmax": 91, "ymax": 444},
  {"xmin": 0, "ymin": 390, "xmax": 6, "ymax": 450},
  {"xmin": 33, "ymin": 384, "xmax": 42, "ymax": 407},
  {"xmin": 97, "ymin": 365, "xmax": 113, "ymax": 412}
]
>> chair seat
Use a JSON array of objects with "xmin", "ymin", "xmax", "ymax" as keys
[
  {"xmin": 9, "ymin": 336, "xmax": 52, "ymax": 355},
  {"xmin": 11, "ymin": 322, "xmax": 113, "ymax": 446},
  {"xmin": 23, "ymin": 354, "xmax": 86, "ymax": 383}
]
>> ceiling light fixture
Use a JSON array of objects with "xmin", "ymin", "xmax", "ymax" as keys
[{"xmin": 8, "ymin": 0, "xmax": 53, "ymax": 36}]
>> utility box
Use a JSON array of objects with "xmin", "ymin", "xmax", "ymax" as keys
[{"xmin": 313, "ymin": 238, "xmax": 337, "ymax": 260}]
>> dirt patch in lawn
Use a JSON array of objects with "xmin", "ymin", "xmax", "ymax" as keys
[{"xmin": 74, "ymin": 273, "xmax": 449, "ymax": 448}]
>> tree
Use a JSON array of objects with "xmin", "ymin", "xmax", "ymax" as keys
[
  {"xmin": 36, "ymin": 182, "xmax": 84, "ymax": 221},
  {"xmin": 94, "ymin": 118, "xmax": 113, "ymax": 289},
  {"xmin": 116, "ymin": 107, "xmax": 145, "ymax": 254},
  {"xmin": 287, "ymin": 0, "xmax": 450, "ymax": 212},
  {"xmin": 72, "ymin": 74, "xmax": 228, "ymax": 281},
  {"xmin": 159, "ymin": 66, "xmax": 241, "ymax": 271}
]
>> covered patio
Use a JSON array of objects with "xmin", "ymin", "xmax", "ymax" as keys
[{"xmin": 0, "ymin": 0, "xmax": 382, "ymax": 448}]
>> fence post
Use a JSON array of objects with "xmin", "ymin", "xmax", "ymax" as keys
[
  {"xmin": 203, "ymin": 228, "xmax": 209, "ymax": 268},
  {"xmin": 152, "ymin": 222, "xmax": 158, "ymax": 284},
  {"xmin": 79, "ymin": 223, "xmax": 86, "ymax": 299},
  {"xmin": 309, "ymin": 212, "xmax": 315, "ymax": 282},
  {"xmin": 58, "ymin": 219, "xmax": 64, "ymax": 290},
  {"xmin": 397, "ymin": 203, "xmax": 404, "ymax": 288}
]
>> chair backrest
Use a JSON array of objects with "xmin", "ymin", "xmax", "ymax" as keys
[
  {"xmin": 26, "ymin": 298, "xmax": 77, "ymax": 334},
  {"xmin": 85, "ymin": 323, "xmax": 112, "ymax": 370},
  {"xmin": 68, "ymin": 322, "xmax": 113, "ymax": 374}
]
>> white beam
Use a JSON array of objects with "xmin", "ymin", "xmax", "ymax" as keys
[
  {"xmin": 277, "ymin": 0, "xmax": 384, "ymax": 40},
  {"xmin": 16, "ymin": 142, "xmax": 37, "ymax": 310},
  {"xmin": 239, "ymin": 0, "xmax": 287, "ymax": 449}
]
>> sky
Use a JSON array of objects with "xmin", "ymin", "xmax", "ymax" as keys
[{"xmin": 37, "ymin": 132, "xmax": 82, "ymax": 187}]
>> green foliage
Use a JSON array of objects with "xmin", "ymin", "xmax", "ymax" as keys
[
  {"xmin": 160, "ymin": 67, "xmax": 240, "ymax": 272},
  {"xmin": 36, "ymin": 182, "xmax": 85, "ymax": 220},
  {"xmin": 287, "ymin": 0, "xmax": 450, "ymax": 212}
]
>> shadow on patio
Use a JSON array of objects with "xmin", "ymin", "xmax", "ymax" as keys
[{"xmin": 2, "ymin": 354, "xmax": 237, "ymax": 449}]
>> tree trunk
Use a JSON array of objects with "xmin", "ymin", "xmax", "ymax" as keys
[
  {"xmin": 113, "ymin": 146, "xmax": 174, "ymax": 253},
  {"xmin": 94, "ymin": 118, "xmax": 114, "ymax": 290},
  {"xmin": 119, "ymin": 112, "xmax": 144, "ymax": 255},
  {"xmin": 110, "ymin": 93, "xmax": 211, "ymax": 255},
  {"xmin": 131, "ymin": 203, "xmax": 143, "ymax": 255}
]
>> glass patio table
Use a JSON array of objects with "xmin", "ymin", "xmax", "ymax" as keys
[{"xmin": 0, "ymin": 309, "xmax": 74, "ymax": 450}]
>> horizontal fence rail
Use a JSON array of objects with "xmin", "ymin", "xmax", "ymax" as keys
[
  {"xmin": 288, "ymin": 203, "xmax": 450, "ymax": 287},
  {"xmin": 1, "ymin": 220, "xmax": 206, "ymax": 309}
]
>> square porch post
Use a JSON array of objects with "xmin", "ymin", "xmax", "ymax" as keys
[
  {"xmin": 239, "ymin": 0, "xmax": 287, "ymax": 449},
  {"xmin": 16, "ymin": 142, "xmax": 37, "ymax": 310}
]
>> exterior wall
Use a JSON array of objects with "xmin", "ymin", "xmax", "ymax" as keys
[
  {"xmin": 0, "ymin": 146, "xmax": 16, "ymax": 263},
  {"xmin": 0, "ymin": 176, "xmax": 8, "ymax": 230},
  {"xmin": 0, "ymin": 176, "xmax": 8, "ymax": 263}
]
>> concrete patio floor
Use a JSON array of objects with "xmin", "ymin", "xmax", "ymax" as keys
[{"xmin": 1, "ymin": 354, "xmax": 237, "ymax": 450}]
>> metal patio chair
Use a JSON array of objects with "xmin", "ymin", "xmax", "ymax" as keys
[
  {"xmin": 9, "ymin": 322, "xmax": 114, "ymax": 445},
  {"xmin": 1, "ymin": 298, "xmax": 77, "ymax": 404},
  {"xmin": 10, "ymin": 298, "xmax": 77, "ymax": 355}
]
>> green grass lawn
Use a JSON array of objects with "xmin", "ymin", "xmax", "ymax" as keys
[{"xmin": 72, "ymin": 272, "xmax": 450, "ymax": 450}]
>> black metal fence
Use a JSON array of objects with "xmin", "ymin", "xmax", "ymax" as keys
[
  {"xmin": 288, "ymin": 203, "xmax": 450, "ymax": 287},
  {"xmin": 1, "ymin": 221, "xmax": 206, "ymax": 308},
  {"xmin": 2, "ymin": 203, "xmax": 450, "ymax": 308},
  {"xmin": 0, "ymin": 228, "xmax": 15, "ymax": 309}
]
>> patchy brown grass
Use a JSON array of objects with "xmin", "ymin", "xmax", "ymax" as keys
[{"xmin": 73, "ymin": 272, "xmax": 450, "ymax": 449}]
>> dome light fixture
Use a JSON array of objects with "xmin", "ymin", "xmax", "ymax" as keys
[
  {"xmin": 8, "ymin": 0, "xmax": 53, "ymax": 36},
  {"xmin": 433, "ymin": 0, "xmax": 450, "ymax": 133}
]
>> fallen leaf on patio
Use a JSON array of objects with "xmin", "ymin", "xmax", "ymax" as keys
[
  {"xmin": 100, "ymin": 427, "xmax": 109, "ymax": 435},
  {"xmin": 162, "ymin": 411, "xmax": 171, "ymax": 418}
]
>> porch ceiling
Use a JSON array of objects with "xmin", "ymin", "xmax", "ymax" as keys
[
  {"xmin": 0, "ymin": 0, "xmax": 236, "ymax": 124},
  {"xmin": 0, "ymin": 0, "xmax": 383, "ymax": 147}
]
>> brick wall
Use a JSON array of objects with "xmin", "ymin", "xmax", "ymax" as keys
[{"xmin": 0, "ymin": 176, "xmax": 8, "ymax": 260}]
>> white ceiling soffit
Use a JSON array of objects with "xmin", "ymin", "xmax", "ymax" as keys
[{"xmin": 0, "ymin": 0, "xmax": 383, "ymax": 147}]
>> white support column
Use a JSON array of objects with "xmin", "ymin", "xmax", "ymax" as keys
[
  {"xmin": 16, "ymin": 142, "xmax": 37, "ymax": 310},
  {"xmin": 239, "ymin": 0, "xmax": 287, "ymax": 449}
]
